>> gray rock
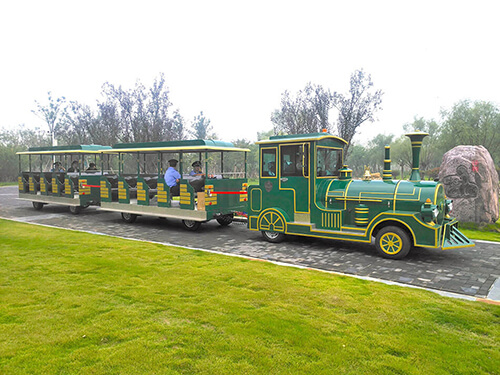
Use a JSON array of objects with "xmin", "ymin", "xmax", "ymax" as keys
[{"xmin": 439, "ymin": 145, "xmax": 499, "ymax": 223}]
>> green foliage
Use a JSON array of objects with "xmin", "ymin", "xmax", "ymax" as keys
[
  {"xmin": 0, "ymin": 220, "xmax": 498, "ymax": 374},
  {"xmin": 440, "ymin": 100, "xmax": 500, "ymax": 163},
  {"xmin": 190, "ymin": 111, "xmax": 215, "ymax": 140}
]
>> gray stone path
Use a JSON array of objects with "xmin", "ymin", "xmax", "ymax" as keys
[{"xmin": 1, "ymin": 186, "xmax": 499, "ymax": 301}]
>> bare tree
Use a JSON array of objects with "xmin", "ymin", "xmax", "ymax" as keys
[
  {"xmin": 271, "ymin": 83, "xmax": 334, "ymax": 135},
  {"xmin": 32, "ymin": 92, "xmax": 68, "ymax": 146},
  {"xmin": 332, "ymin": 69, "xmax": 383, "ymax": 156}
]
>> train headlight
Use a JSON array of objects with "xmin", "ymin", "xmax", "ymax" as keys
[
  {"xmin": 445, "ymin": 199, "xmax": 453, "ymax": 217},
  {"xmin": 421, "ymin": 198, "xmax": 438, "ymax": 223},
  {"xmin": 432, "ymin": 207, "xmax": 439, "ymax": 219}
]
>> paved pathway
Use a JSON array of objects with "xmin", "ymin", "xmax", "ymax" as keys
[{"xmin": 1, "ymin": 186, "xmax": 499, "ymax": 301}]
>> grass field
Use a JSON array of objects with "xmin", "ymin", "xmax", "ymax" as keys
[
  {"xmin": 0, "ymin": 219, "xmax": 499, "ymax": 374},
  {"xmin": 460, "ymin": 218, "xmax": 500, "ymax": 242}
]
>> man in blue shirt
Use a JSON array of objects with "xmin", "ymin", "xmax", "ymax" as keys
[{"xmin": 164, "ymin": 159, "xmax": 181, "ymax": 196}]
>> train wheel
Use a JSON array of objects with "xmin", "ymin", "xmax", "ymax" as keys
[
  {"xmin": 259, "ymin": 211, "xmax": 285, "ymax": 232},
  {"xmin": 69, "ymin": 205, "xmax": 82, "ymax": 215},
  {"xmin": 121, "ymin": 212, "xmax": 138, "ymax": 223},
  {"xmin": 261, "ymin": 231, "xmax": 286, "ymax": 243},
  {"xmin": 182, "ymin": 220, "xmax": 201, "ymax": 231},
  {"xmin": 32, "ymin": 202, "xmax": 44, "ymax": 210},
  {"xmin": 216, "ymin": 214, "xmax": 233, "ymax": 226},
  {"xmin": 375, "ymin": 226, "xmax": 411, "ymax": 259}
]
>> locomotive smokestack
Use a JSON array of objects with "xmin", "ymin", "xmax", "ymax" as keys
[
  {"xmin": 405, "ymin": 131, "xmax": 429, "ymax": 181},
  {"xmin": 383, "ymin": 146, "xmax": 392, "ymax": 181}
]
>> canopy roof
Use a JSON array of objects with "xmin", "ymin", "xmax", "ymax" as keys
[
  {"xmin": 105, "ymin": 139, "xmax": 250, "ymax": 153},
  {"xmin": 256, "ymin": 132, "xmax": 348, "ymax": 145},
  {"xmin": 17, "ymin": 145, "xmax": 112, "ymax": 155}
]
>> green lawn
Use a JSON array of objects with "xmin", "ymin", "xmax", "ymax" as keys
[
  {"xmin": 0, "ymin": 219, "xmax": 499, "ymax": 374},
  {"xmin": 460, "ymin": 218, "xmax": 500, "ymax": 242},
  {"xmin": 0, "ymin": 181, "xmax": 16, "ymax": 187}
]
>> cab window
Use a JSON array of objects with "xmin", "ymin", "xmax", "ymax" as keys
[
  {"xmin": 317, "ymin": 147, "xmax": 342, "ymax": 177},
  {"xmin": 261, "ymin": 149, "xmax": 276, "ymax": 177},
  {"xmin": 281, "ymin": 144, "xmax": 308, "ymax": 177}
]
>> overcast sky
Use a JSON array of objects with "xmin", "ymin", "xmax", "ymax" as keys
[{"xmin": 0, "ymin": 0, "xmax": 498, "ymax": 144}]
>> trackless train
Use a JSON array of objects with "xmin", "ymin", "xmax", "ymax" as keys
[{"xmin": 17, "ymin": 131, "xmax": 474, "ymax": 259}]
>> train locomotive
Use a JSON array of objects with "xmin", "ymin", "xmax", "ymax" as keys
[
  {"xmin": 247, "ymin": 131, "xmax": 474, "ymax": 259},
  {"xmin": 17, "ymin": 131, "xmax": 474, "ymax": 260}
]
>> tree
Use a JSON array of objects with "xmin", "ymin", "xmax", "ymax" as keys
[
  {"xmin": 439, "ymin": 100, "xmax": 500, "ymax": 163},
  {"xmin": 32, "ymin": 92, "xmax": 68, "ymax": 146},
  {"xmin": 332, "ymin": 69, "xmax": 383, "ymax": 156},
  {"xmin": 190, "ymin": 111, "xmax": 215, "ymax": 139},
  {"xmin": 271, "ymin": 82, "xmax": 334, "ymax": 135}
]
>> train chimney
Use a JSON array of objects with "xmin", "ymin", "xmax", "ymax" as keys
[
  {"xmin": 405, "ymin": 131, "xmax": 429, "ymax": 181},
  {"xmin": 383, "ymin": 146, "xmax": 392, "ymax": 181}
]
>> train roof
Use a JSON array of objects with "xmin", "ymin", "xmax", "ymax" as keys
[
  {"xmin": 105, "ymin": 139, "xmax": 250, "ymax": 153},
  {"xmin": 17, "ymin": 144, "xmax": 112, "ymax": 155},
  {"xmin": 256, "ymin": 132, "xmax": 348, "ymax": 145}
]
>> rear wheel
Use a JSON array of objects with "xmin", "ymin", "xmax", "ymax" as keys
[
  {"xmin": 182, "ymin": 220, "xmax": 201, "ymax": 231},
  {"xmin": 375, "ymin": 226, "xmax": 411, "ymax": 259},
  {"xmin": 121, "ymin": 212, "xmax": 138, "ymax": 223},
  {"xmin": 69, "ymin": 205, "xmax": 82, "ymax": 215},
  {"xmin": 261, "ymin": 231, "xmax": 286, "ymax": 243},
  {"xmin": 32, "ymin": 202, "xmax": 44, "ymax": 210},
  {"xmin": 216, "ymin": 214, "xmax": 233, "ymax": 226}
]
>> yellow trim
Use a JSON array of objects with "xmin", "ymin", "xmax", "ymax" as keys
[
  {"xmin": 17, "ymin": 149, "xmax": 106, "ymax": 155},
  {"xmin": 260, "ymin": 147, "xmax": 278, "ymax": 179},
  {"xmin": 256, "ymin": 134, "xmax": 347, "ymax": 145},
  {"xmin": 315, "ymin": 145, "xmax": 344, "ymax": 179},
  {"xmin": 278, "ymin": 143, "xmax": 310, "ymax": 214},
  {"xmin": 103, "ymin": 145, "xmax": 250, "ymax": 154}
]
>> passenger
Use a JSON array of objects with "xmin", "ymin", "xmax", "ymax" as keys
[
  {"xmin": 86, "ymin": 162, "xmax": 98, "ymax": 172},
  {"xmin": 164, "ymin": 159, "xmax": 181, "ymax": 196},
  {"xmin": 189, "ymin": 161, "xmax": 205, "ymax": 192},
  {"xmin": 67, "ymin": 160, "xmax": 80, "ymax": 173},
  {"xmin": 51, "ymin": 161, "xmax": 65, "ymax": 172},
  {"xmin": 268, "ymin": 161, "xmax": 276, "ymax": 176},
  {"xmin": 190, "ymin": 161, "xmax": 205, "ymax": 177}
]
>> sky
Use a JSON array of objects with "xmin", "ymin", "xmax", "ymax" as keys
[{"xmin": 0, "ymin": 0, "xmax": 499, "ymax": 144}]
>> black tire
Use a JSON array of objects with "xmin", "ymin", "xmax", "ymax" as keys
[
  {"xmin": 121, "ymin": 212, "xmax": 138, "ymax": 223},
  {"xmin": 32, "ymin": 202, "xmax": 44, "ymax": 210},
  {"xmin": 261, "ymin": 231, "xmax": 286, "ymax": 243},
  {"xmin": 375, "ymin": 226, "xmax": 412, "ymax": 259},
  {"xmin": 69, "ymin": 205, "xmax": 82, "ymax": 215},
  {"xmin": 182, "ymin": 220, "xmax": 201, "ymax": 231},
  {"xmin": 216, "ymin": 214, "xmax": 233, "ymax": 226}
]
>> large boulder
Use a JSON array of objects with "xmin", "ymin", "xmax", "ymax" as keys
[{"xmin": 439, "ymin": 145, "xmax": 499, "ymax": 224}]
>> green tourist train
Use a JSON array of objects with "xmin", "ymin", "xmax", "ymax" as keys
[{"xmin": 17, "ymin": 131, "xmax": 474, "ymax": 259}]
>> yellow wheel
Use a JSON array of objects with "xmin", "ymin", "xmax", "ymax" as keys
[
  {"xmin": 375, "ymin": 226, "xmax": 411, "ymax": 259},
  {"xmin": 259, "ymin": 210, "xmax": 286, "ymax": 243},
  {"xmin": 259, "ymin": 210, "xmax": 285, "ymax": 232}
]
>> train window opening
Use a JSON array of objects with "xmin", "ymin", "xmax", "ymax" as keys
[
  {"xmin": 317, "ymin": 147, "xmax": 343, "ymax": 177},
  {"xmin": 281, "ymin": 144, "xmax": 308, "ymax": 177},
  {"xmin": 261, "ymin": 149, "xmax": 276, "ymax": 177},
  {"xmin": 222, "ymin": 151, "xmax": 246, "ymax": 178}
]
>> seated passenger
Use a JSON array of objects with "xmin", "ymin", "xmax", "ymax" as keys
[
  {"xmin": 86, "ymin": 162, "xmax": 98, "ymax": 172},
  {"xmin": 51, "ymin": 162, "xmax": 65, "ymax": 172},
  {"xmin": 189, "ymin": 161, "xmax": 205, "ymax": 192},
  {"xmin": 268, "ymin": 162, "xmax": 276, "ymax": 176},
  {"xmin": 164, "ymin": 159, "xmax": 181, "ymax": 196},
  {"xmin": 67, "ymin": 160, "xmax": 80, "ymax": 173}
]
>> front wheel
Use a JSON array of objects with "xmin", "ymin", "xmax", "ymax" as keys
[
  {"xmin": 32, "ymin": 202, "xmax": 44, "ymax": 210},
  {"xmin": 261, "ymin": 231, "xmax": 286, "ymax": 243},
  {"xmin": 69, "ymin": 205, "xmax": 82, "ymax": 215},
  {"xmin": 182, "ymin": 220, "xmax": 201, "ymax": 231},
  {"xmin": 375, "ymin": 226, "xmax": 411, "ymax": 259},
  {"xmin": 121, "ymin": 212, "xmax": 138, "ymax": 223}
]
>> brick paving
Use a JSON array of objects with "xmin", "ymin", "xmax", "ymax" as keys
[{"xmin": 2, "ymin": 186, "xmax": 499, "ymax": 300}]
